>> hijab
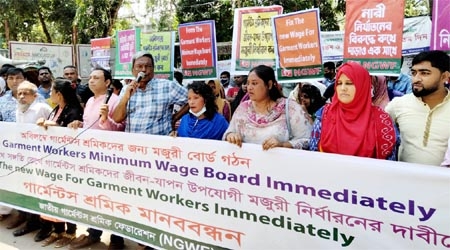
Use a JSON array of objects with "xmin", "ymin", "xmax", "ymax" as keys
[
  {"xmin": 319, "ymin": 62, "xmax": 395, "ymax": 159},
  {"xmin": 371, "ymin": 75, "xmax": 390, "ymax": 109},
  {"xmin": 211, "ymin": 79, "xmax": 231, "ymax": 121}
]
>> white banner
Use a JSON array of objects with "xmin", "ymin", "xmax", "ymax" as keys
[
  {"xmin": 0, "ymin": 122, "xmax": 448, "ymax": 249},
  {"xmin": 321, "ymin": 31, "xmax": 344, "ymax": 62},
  {"xmin": 9, "ymin": 42, "xmax": 73, "ymax": 77},
  {"xmin": 402, "ymin": 16, "xmax": 431, "ymax": 55}
]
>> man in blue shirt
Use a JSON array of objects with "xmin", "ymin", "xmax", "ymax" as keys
[{"xmin": 387, "ymin": 73, "xmax": 412, "ymax": 100}]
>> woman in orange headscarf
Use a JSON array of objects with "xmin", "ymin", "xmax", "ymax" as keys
[
  {"xmin": 207, "ymin": 79, "xmax": 231, "ymax": 121},
  {"xmin": 309, "ymin": 62, "xmax": 398, "ymax": 160}
]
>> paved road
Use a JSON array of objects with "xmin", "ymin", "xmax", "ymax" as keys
[{"xmin": 0, "ymin": 210, "xmax": 137, "ymax": 250}]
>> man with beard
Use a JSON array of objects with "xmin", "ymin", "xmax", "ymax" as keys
[
  {"xmin": 37, "ymin": 66, "xmax": 53, "ymax": 99},
  {"xmin": 16, "ymin": 81, "xmax": 52, "ymax": 123},
  {"xmin": 385, "ymin": 50, "xmax": 450, "ymax": 166}
]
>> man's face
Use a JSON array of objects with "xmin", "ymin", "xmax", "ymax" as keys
[
  {"xmin": 17, "ymin": 87, "xmax": 37, "ymax": 105},
  {"xmin": 234, "ymin": 75, "xmax": 245, "ymax": 86},
  {"xmin": 7, "ymin": 73, "xmax": 25, "ymax": 93},
  {"xmin": 88, "ymin": 70, "xmax": 109, "ymax": 95},
  {"xmin": 63, "ymin": 68, "xmax": 78, "ymax": 83},
  {"xmin": 132, "ymin": 56, "xmax": 154, "ymax": 85},
  {"xmin": 38, "ymin": 69, "xmax": 51, "ymax": 84},
  {"xmin": 324, "ymin": 67, "xmax": 334, "ymax": 80},
  {"xmin": 411, "ymin": 61, "xmax": 446, "ymax": 97}
]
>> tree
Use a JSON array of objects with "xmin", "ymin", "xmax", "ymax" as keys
[{"xmin": 0, "ymin": 0, "xmax": 127, "ymax": 47}]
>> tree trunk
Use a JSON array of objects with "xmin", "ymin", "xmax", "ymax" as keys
[
  {"xmin": 37, "ymin": 4, "xmax": 52, "ymax": 43},
  {"xmin": 4, "ymin": 20, "xmax": 9, "ymax": 44},
  {"xmin": 106, "ymin": 0, "xmax": 124, "ymax": 36}
]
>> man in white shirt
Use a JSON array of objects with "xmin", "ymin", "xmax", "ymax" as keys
[
  {"xmin": 16, "ymin": 81, "xmax": 52, "ymax": 123},
  {"xmin": 385, "ymin": 50, "xmax": 450, "ymax": 166}
]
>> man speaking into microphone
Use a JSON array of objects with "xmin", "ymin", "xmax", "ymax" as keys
[{"xmin": 112, "ymin": 51, "xmax": 188, "ymax": 135}]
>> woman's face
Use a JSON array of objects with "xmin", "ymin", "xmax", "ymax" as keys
[
  {"xmin": 300, "ymin": 93, "xmax": 311, "ymax": 108},
  {"xmin": 336, "ymin": 73, "xmax": 356, "ymax": 104},
  {"xmin": 247, "ymin": 71, "xmax": 270, "ymax": 102},
  {"xmin": 188, "ymin": 89, "xmax": 205, "ymax": 113},
  {"xmin": 50, "ymin": 86, "xmax": 61, "ymax": 104},
  {"xmin": 242, "ymin": 81, "xmax": 248, "ymax": 92},
  {"xmin": 207, "ymin": 81, "xmax": 216, "ymax": 93}
]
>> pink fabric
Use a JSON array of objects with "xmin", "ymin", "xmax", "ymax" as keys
[{"xmin": 83, "ymin": 93, "xmax": 125, "ymax": 131}]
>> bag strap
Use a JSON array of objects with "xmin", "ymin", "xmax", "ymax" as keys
[{"xmin": 285, "ymin": 98, "xmax": 292, "ymax": 139}]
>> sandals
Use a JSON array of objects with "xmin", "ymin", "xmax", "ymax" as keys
[{"xmin": 54, "ymin": 232, "xmax": 76, "ymax": 248}]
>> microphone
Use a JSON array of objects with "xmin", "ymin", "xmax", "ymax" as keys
[
  {"xmin": 104, "ymin": 87, "xmax": 113, "ymax": 104},
  {"xmin": 135, "ymin": 72, "xmax": 146, "ymax": 83}
]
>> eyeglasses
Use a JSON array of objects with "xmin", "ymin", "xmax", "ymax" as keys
[{"xmin": 134, "ymin": 64, "xmax": 154, "ymax": 70}]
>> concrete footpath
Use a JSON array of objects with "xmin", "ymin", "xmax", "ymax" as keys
[{"xmin": 0, "ymin": 210, "xmax": 138, "ymax": 250}]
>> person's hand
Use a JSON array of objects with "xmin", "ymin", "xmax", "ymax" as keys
[
  {"xmin": 99, "ymin": 104, "xmax": 109, "ymax": 122},
  {"xmin": 169, "ymin": 130, "xmax": 178, "ymax": 137},
  {"xmin": 124, "ymin": 80, "xmax": 139, "ymax": 99},
  {"xmin": 36, "ymin": 117, "xmax": 45, "ymax": 126},
  {"xmin": 262, "ymin": 136, "xmax": 281, "ymax": 150},
  {"xmin": 226, "ymin": 132, "xmax": 243, "ymax": 147},
  {"xmin": 68, "ymin": 120, "xmax": 83, "ymax": 129}
]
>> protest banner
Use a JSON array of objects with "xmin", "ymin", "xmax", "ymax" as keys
[
  {"xmin": 91, "ymin": 37, "xmax": 112, "ymax": 72},
  {"xmin": 9, "ymin": 42, "xmax": 73, "ymax": 77},
  {"xmin": 141, "ymin": 32, "xmax": 175, "ymax": 81},
  {"xmin": 402, "ymin": 16, "xmax": 431, "ymax": 55},
  {"xmin": 430, "ymin": 0, "xmax": 450, "ymax": 54},
  {"xmin": 217, "ymin": 60, "xmax": 231, "ymax": 77},
  {"xmin": 273, "ymin": 9, "xmax": 323, "ymax": 82},
  {"xmin": 344, "ymin": 0, "xmax": 404, "ymax": 76},
  {"xmin": 114, "ymin": 28, "xmax": 141, "ymax": 79},
  {"xmin": 231, "ymin": 5, "xmax": 283, "ymax": 76},
  {"xmin": 178, "ymin": 21, "xmax": 217, "ymax": 80},
  {"xmin": 321, "ymin": 31, "xmax": 344, "ymax": 62},
  {"xmin": 0, "ymin": 122, "xmax": 448, "ymax": 249}
]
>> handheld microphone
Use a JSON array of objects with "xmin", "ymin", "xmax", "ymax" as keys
[
  {"xmin": 135, "ymin": 72, "xmax": 146, "ymax": 83},
  {"xmin": 104, "ymin": 87, "xmax": 113, "ymax": 104}
]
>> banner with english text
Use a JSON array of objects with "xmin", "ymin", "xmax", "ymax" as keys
[
  {"xmin": 141, "ymin": 32, "xmax": 176, "ymax": 81},
  {"xmin": 0, "ymin": 122, "xmax": 449, "ymax": 249},
  {"xmin": 178, "ymin": 20, "xmax": 217, "ymax": 80},
  {"xmin": 430, "ymin": 0, "xmax": 450, "ymax": 54},
  {"xmin": 344, "ymin": 0, "xmax": 405, "ymax": 76},
  {"xmin": 231, "ymin": 5, "xmax": 283, "ymax": 76},
  {"xmin": 272, "ymin": 8, "xmax": 323, "ymax": 82}
]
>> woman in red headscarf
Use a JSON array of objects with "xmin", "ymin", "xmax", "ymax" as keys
[{"xmin": 309, "ymin": 62, "xmax": 398, "ymax": 160}]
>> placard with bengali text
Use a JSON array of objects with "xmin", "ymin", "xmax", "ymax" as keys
[
  {"xmin": 0, "ymin": 122, "xmax": 448, "ymax": 249},
  {"xmin": 231, "ymin": 5, "xmax": 283, "ymax": 76},
  {"xmin": 141, "ymin": 32, "xmax": 175, "ymax": 81},
  {"xmin": 343, "ymin": 0, "xmax": 404, "ymax": 75},
  {"xmin": 430, "ymin": 0, "xmax": 450, "ymax": 54}
]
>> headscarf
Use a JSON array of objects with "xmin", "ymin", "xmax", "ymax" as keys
[
  {"xmin": 319, "ymin": 62, "xmax": 395, "ymax": 159},
  {"xmin": 371, "ymin": 75, "xmax": 390, "ymax": 109}
]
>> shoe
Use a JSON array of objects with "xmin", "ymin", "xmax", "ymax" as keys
[
  {"xmin": 54, "ymin": 232, "xmax": 77, "ymax": 248},
  {"xmin": 69, "ymin": 234, "xmax": 100, "ymax": 249},
  {"xmin": 41, "ymin": 232, "xmax": 63, "ymax": 247},
  {"xmin": 108, "ymin": 242, "xmax": 125, "ymax": 250},
  {"xmin": 0, "ymin": 214, "xmax": 10, "ymax": 221},
  {"xmin": 34, "ymin": 228, "xmax": 53, "ymax": 242},
  {"xmin": 6, "ymin": 213, "xmax": 26, "ymax": 229},
  {"xmin": 13, "ymin": 226, "xmax": 39, "ymax": 237}
]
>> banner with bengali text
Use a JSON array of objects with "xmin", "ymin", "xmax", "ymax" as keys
[
  {"xmin": 273, "ymin": 9, "xmax": 323, "ymax": 82},
  {"xmin": 231, "ymin": 5, "xmax": 283, "ymax": 76},
  {"xmin": 402, "ymin": 16, "xmax": 431, "ymax": 55},
  {"xmin": 0, "ymin": 122, "xmax": 448, "ymax": 249},
  {"xmin": 178, "ymin": 20, "xmax": 217, "ymax": 80},
  {"xmin": 141, "ymin": 32, "xmax": 175, "ymax": 81},
  {"xmin": 430, "ymin": 0, "xmax": 450, "ymax": 54},
  {"xmin": 91, "ymin": 37, "xmax": 112, "ymax": 72},
  {"xmin": 114, "ymin": 28, "xmax": 141, "ymax": 79},
  {"xmin": 343, "ymin": 0, "xmax": 404, "ymax": 75},
  {"xmin": 321, "ymin": 31, "xmax": 344, "ymax": 62}
]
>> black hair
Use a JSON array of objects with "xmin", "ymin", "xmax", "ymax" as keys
[
  {"xmin": 220, "ymin": 71, "xmax": 230, "ymax": 78},
  {"xmin": 0, "ymin": 64, "xmax": 15, "ymax": 76},
  {"xmin": 63, "ymin": 65, "xmax": 77, "ymax": 71},
  {"xmin": 92, "ymin": 67, "xmax": 112, "ymax": 83},
  {"xmin": 111, "ymin": 79, "xmax": 123, "ymax": 92},
  {"xmin": 6, "ymin": 67, "xmax": 25, "ymax": 77},
  {"xmin": 248, "ymin": 65, "xmax": 283, "ymax": 101},
  {"xmin": 412, "ymin": 50, "xmax": 450, "ymax": 73},
  {"xmin": 187, "ymin": 81, "xmax": 218, "ymax": 120},
  {"xmin": 301, "ymin": 84, "xmax": 326, "ymax": 116},
  {"xmin": 174, "ymin": 71, "xmax": 183, "ymax": 85},
  {"xmin": 324, "ymin": 61, "xmax": 336, "ymax": 71},
  {"xmin": 52, "ymin": 78, "xmax": 83, "ymax": 113},
  {"xmin": 38, "ymin": 66, "xmax": 53, "ymax": 75}
]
